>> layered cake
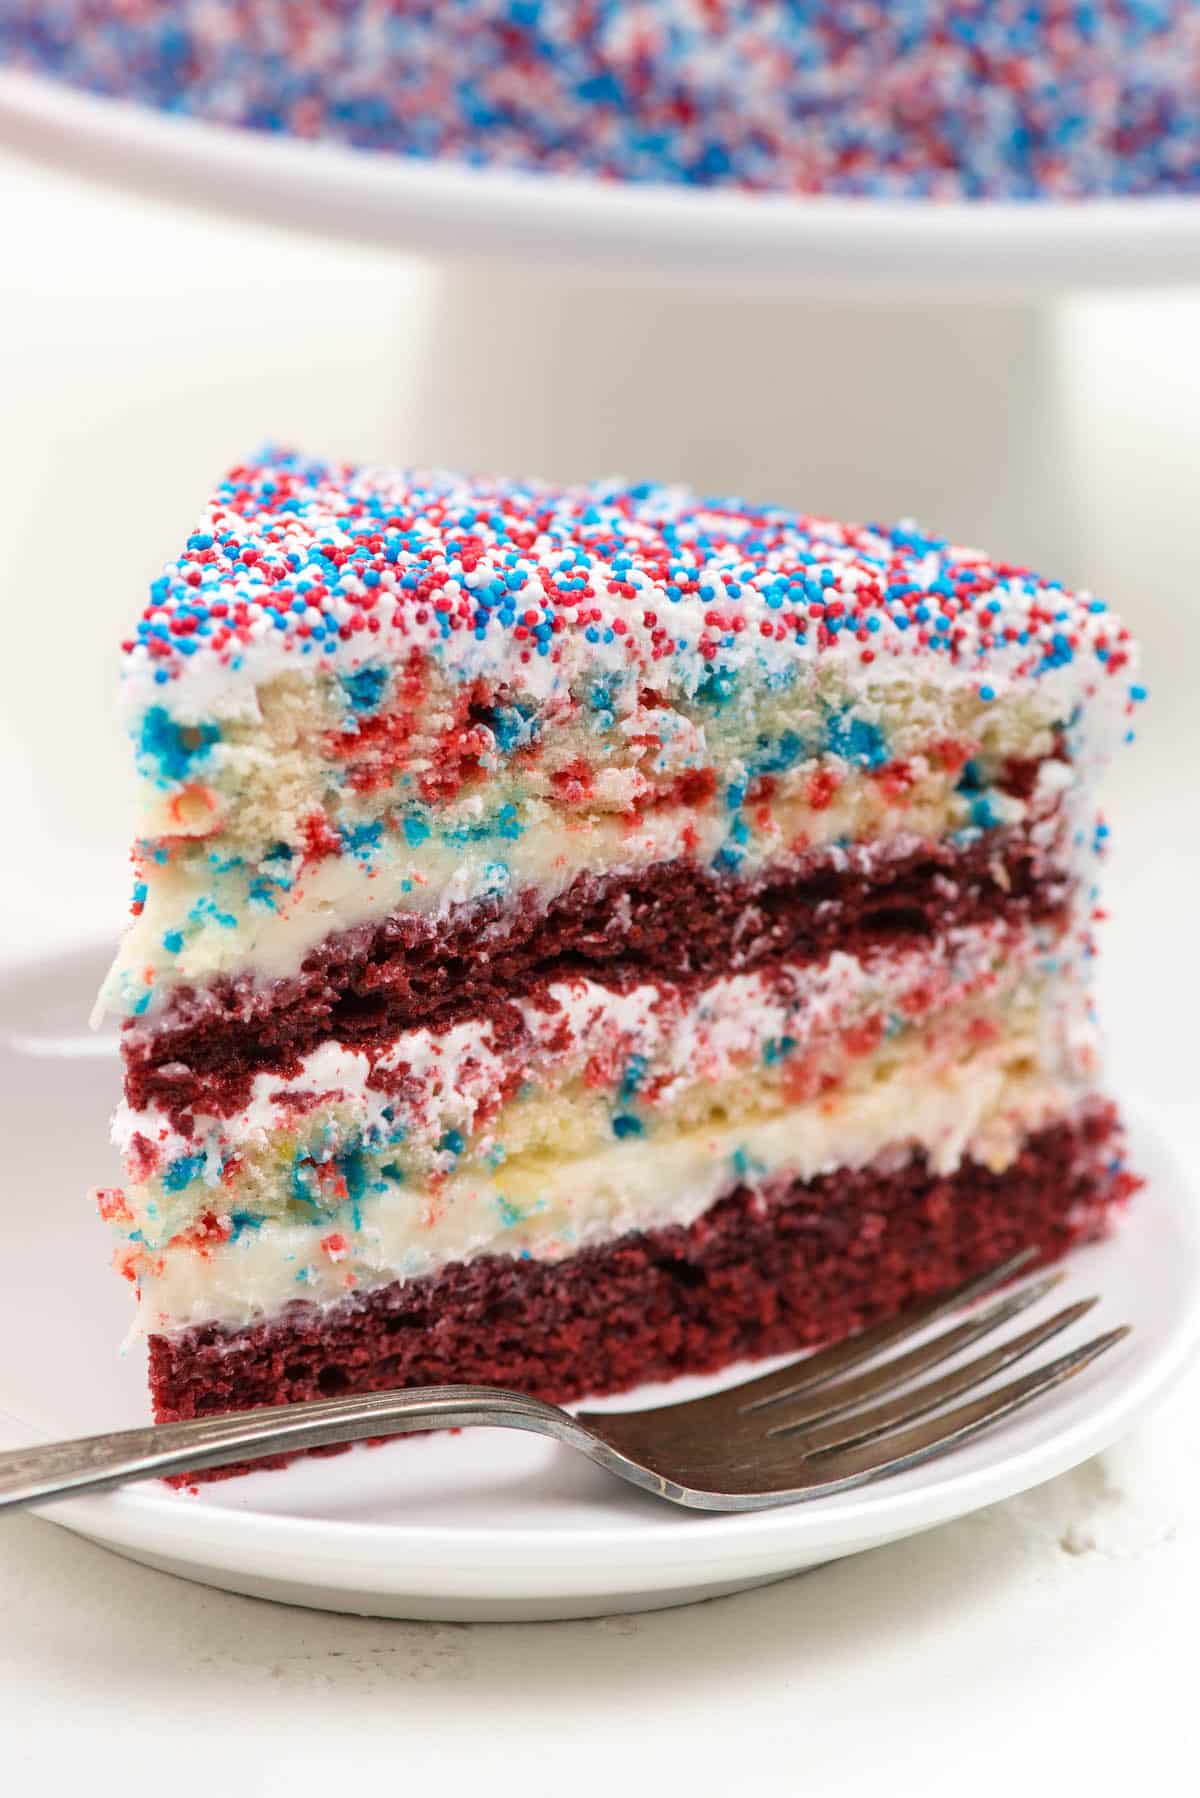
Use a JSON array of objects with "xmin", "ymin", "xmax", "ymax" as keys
[
  {"xmin": 95, "ymin": 450, "xmax": 1141, "ymax": 1459},
  {"xmin": 4, "ymin": 1, "xmax": 1198, "ymax": 199}
]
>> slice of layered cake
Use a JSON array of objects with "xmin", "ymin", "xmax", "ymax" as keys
[{"xmin": 95, "ymin": 451, "xmax": 1142, "ymax": 1453}]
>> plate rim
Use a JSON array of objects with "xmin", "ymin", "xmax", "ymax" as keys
[
  {"xmin": 13, "ymin": 1096, "xmax": 1200, "ymax": 1589},
  {"xmin": 3, "ymin": 67, "xmax": 1200, "ymax": 294}
]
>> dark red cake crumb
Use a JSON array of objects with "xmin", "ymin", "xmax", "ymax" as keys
[
  {"xmin": 124, "ymin": 826, "xmax": 1070, "ymax": 1123},
  {"xmin": 149, "ymin": 1106, "xmax": 1134, "ymax": 1485}
]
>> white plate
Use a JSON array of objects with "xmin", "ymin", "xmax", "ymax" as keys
[
  {"xmin": 2, "ymin": 944, "xmax": 1198, "ymax": 1622},
  {"xmin": 3, "ymin": 68, "xmax": 1200, "ymax": 297}
]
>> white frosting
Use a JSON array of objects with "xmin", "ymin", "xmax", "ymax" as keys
[{"xmin": 117, "ymin": 462, "xmax": 1138, "ymax": 744}]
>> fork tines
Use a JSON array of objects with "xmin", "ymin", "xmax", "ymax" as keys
[
  {"xmin": 742, "ymin": 1250, "xmax": 1131, "ymax": 1495},
  {"xmin": 604, "ymin": 1248, "xmax": 1132, "ymax": 1503}
]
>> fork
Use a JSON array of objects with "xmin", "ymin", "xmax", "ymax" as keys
[{"xmin": 0, "ymin": 1249, "xmax": 1128, "ymax": 1513}]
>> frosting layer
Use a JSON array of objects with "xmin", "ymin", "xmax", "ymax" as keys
[{"xmin": 115, "ymin": 459, "xmax": 1139, "ymax": 721}]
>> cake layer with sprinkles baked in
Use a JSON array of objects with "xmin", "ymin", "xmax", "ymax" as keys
[
  {"xmin": 3, "ymin": 1, "xmax": 1198, "ymax": 200},
  {"xmin": 92, "ymin": 450, "xmax": 1143, "ymax": 1472}
]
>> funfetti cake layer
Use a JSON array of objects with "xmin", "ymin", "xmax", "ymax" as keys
[{"xmin": 93, "ymin": 453, "xmax": 1142, "ymax": 1464}]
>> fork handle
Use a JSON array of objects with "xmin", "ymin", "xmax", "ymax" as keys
[{"xmin": 0, "ymin": 1386, "xmax": 596, "ymax": 1511}]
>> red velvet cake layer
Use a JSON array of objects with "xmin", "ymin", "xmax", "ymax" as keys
[
  {"xmin": 149, "ymin": 1106, "xmax": 1132, "ymax": 1483},
  {"xmin": 124, "ymin": 825, "xmax": 1069, "ymax": 1122}
]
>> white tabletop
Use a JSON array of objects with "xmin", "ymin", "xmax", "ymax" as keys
[{"xmin": 1, "ymin": 143, "xmax": 1197, "ymax": 1794}]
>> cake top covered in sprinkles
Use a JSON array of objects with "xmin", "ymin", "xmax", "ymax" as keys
[
  {"xmin": 4, "ymin": 1, "xmax": 1199, "ymax": 199},
  {"xmin": 122, "ymin": 450, "xmax": 1140, "ymax": 725}
]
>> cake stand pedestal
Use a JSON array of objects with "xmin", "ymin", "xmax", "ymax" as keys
[{"xmin": 408, "ymin": 265, "xmax": 1083, "ymax": 577}]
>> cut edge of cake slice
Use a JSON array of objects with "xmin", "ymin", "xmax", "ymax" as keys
[{"xmin": 91, "ymin": 452, "xmax": 1143, "ymax": 1469}]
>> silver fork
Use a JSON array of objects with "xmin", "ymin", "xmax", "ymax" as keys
[{"xmin": 0, "ymin": 1250, "xmax": 1128, "ymax": 1513}]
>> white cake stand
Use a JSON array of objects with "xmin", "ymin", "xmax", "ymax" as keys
[{"xmin": 2, "ymin": 68, "xmax": 1200, "ymax": 294}]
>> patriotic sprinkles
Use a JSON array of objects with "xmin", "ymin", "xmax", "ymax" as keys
[
  {"xmin": 3, "ymin": 1, "xmax": 1199, "ymax": 198},
  {"xmin": 121, "ymin": 449, "xmax": 1143, "ymax": 716}
]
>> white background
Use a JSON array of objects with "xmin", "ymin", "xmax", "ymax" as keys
[{"xmin": 2, "ymin": 139, "xmax": 1199, "ymax": 1793}]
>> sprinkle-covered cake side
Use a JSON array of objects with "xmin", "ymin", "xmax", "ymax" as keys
[
  {"xmin": 4, "ymin": 1, "xmax": 1199, "ymax": 199},
  {"xmin": 116, "ymin": 454, "xmax": 1141, "ymax": 712}
]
